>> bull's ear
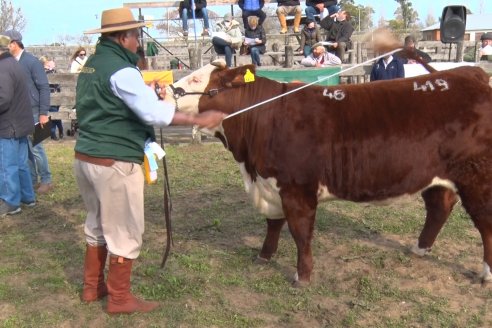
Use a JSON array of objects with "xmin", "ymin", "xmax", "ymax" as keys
[
  {"xmin": 211, "ymin": 59, "xmax": 227, "ymax": 69},
  {"xmin": 224, "ymin": 65, "xmax": 257, "ymax": 87}
]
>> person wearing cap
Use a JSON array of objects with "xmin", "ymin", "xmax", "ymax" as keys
[
  {"xmin": 1, "ymin": 29, "xmax": 53, "ymax": 195},
  {"xmin": 305, "ymin": 0, "xmax": 339, "ymax": 22},
  {"xmin": 238, "ymin": 0, "xmax": 266, "ymax": 29},
  {"xmin": 75, "ymin": 7, "xmax": 225, "ymax": 315},
  {"xmin": 276, "ymin": 0, "xmax": 302, "ymax": 34},
  {"xmin": 0, "ymin": 35, "xmax": 36, "ymax": 217},
  {"xmin": 300, "ymin": 42, "xmax": 341, "ymax": 67},
  {"xmin": 320, "ymin": 10, "xmax": 354, "ymax": 63},
  {"xmin": 479, "ymin": 32, "xmax": 492, "ymax": 61},
  {"xmin": 211, "ymin": 13, "xmax": 243, "ymax": 67},
  {"xmin": 299, "ymin": 18, "xmax": 321, "ymax": 56}
]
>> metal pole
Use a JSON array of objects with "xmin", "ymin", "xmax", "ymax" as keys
[{"xmin": 191, "ymin": 0, "xmax": 198, "ymax": 47}]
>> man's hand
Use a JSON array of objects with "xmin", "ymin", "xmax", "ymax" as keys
[
  {"xmin": 39, "ymin": 114, "xmax": 50, "ymax": 127},
  {"xmin": 150, "ymin": 81, "xmax": 166, "ymax": 100},
  {"xmin": 193, "ymin": 111, "xmax": 227, "ymax": 129},
  {"xmin": 315, "ymin": 3, "xmax": 324, "ymax": 11}
]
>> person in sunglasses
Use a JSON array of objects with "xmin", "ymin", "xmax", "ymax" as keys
[{"xmin": 70, "ymin": 47, "xmax": 88, "ymax": 73}]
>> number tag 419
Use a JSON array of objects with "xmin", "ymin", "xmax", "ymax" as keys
[{"xmin": 413, "ymin": 79, "xmax": 449, "ymax": 92}]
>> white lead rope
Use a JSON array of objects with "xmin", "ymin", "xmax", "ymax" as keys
[{"xmin": 223, "ymin": 47, "xmax": 403, "ymax": 120}]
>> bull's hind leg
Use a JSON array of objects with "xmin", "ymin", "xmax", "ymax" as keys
[
  {"xmin": 458, "ymin": 184, "xmax": 492, "ymax": 283},
  {"xmin": 412, "ymin": 186, "xmax": 458, "ymax": 256},
  {"xmin": 257, "ymin": 218, "xmax": 286, "ymax": 263}
]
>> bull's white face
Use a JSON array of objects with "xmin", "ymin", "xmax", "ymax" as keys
[{"xmin": 164, "ymin": 59, "xmax": 226, "ymax": 114}]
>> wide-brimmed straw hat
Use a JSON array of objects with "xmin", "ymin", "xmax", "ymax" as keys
[{"xmin": 85, "ymin": 7, "xmax": 146, "ymax": 34}]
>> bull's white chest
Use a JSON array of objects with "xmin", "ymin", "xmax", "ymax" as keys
[{"xmin": 238, "ymin": 163, "xmax": 338, "ymax": 219}]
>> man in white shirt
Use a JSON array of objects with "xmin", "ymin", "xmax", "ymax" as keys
[
  {"xmin": 479, "ymin": 32, "xmax": 492, "ymax": 60},
  {"xmin": 300, "ymin": 42, "xmax": 341, "ymax": 67}
]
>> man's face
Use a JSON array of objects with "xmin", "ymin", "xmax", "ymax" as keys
[
  {"xmin": 7, "ymin": 41, "xmax": 20, "ymax": 56},
  {"xmin": 483, "ymin": 39, "xmax": 492, "ymax": 47},
  {"xmin": 120, "ymin": 29, "xmax": 140, "ymax": 53},
  {"xmin": 312, "ymin": 46, "xmax": 325, "ymax": 58}
]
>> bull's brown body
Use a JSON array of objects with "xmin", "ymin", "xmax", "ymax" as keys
[{"xmin": 169, "ymin": 63, "xmax": 492, "ymax": 285}]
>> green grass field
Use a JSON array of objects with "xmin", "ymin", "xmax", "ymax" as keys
[{"xmin": 1, "ymin": 141, "xmax": 491, "ymax": 328}]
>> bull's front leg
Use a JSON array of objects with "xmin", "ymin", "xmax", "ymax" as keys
[
  {"xmin": 412, "ymin": 186, "xmax": 457, "ymax": 256},
  {"xmin": 256, "ymin": 218, "xmax": 286, "ymax": 264},
  {"xmin": 280, "ymin": 187, "xmax": 318, "ymax": 287}
]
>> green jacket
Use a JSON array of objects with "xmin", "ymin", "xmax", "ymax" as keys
[{"xmin": 75, "ymin": 37, "xmax": 155, "ymax": 164}]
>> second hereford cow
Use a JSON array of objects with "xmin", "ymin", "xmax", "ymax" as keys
[{"xmin": 165, "ymin": 60, "xmax": 492, "ymax": 286}]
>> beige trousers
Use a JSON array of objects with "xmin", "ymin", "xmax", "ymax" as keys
[{"xmin": 74, "ymin": 159, "xmax": 144, "ymax": 259}]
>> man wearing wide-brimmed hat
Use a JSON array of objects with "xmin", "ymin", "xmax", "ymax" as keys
[{"xmin": 75, "ymin": 7, "xmax": 225, "ymax": 315}]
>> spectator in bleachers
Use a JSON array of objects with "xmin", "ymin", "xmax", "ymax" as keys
[
  {"xmin": 320, "ymin": 10, "xmax": 354, "ymax": 63},
  {"xmin": 178, "ymin": 0, "xmax": 210, "ymax": 37},
  {"xmin": 305, "ymin": 0, "xmax": 339, "ymax": 22},
  {"xmin": 212, "ymin": 13, "xmax": 243, "ymax": 67},
  {"xmin": 276, "ymin": 0, "xmax": 302, "ymax": 34},
  {"xmin": 370, "ymin": 54, "xmax": 405, "ymax": 81},
  {"xmin": 299, "ymin": 19, "xmax": 321, "ymax": 56},
  {"xmin": 479, "ymin": 32, "xmax": 492, "ymax": 60},
  {"xmin": 238, "ymin": 0, "xmax": 266, "ymax": 29},
  {"xmin": 300, "ymin": 42, "xmax": 341, "ymax": 67},
  {"xmin": 397, "ymin": 35, "xmax": 432, "ymax": 64},
  {"xmin": 243, "ymin": 16, "xmax": 266, "ymax": 66},
  {"xmin": 70, "ymin": 47, "xmax": 88, "ymax": 73},
  {"xmin": 39, "ymin": 56, "xmax": 63, "ymax": 140}
]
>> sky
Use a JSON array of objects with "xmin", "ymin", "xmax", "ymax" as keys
[{"xmin": 9, "ymin": 0, "xmax": 492, "ymax": 46}]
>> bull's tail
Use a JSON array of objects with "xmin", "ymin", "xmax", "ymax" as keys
[{"xmin": 398, "ymin": 47, "xmax": 437, "ymax": 73}]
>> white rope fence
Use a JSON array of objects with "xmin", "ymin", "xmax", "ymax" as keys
[{"xmin": 224, "ymin": 47, "xmax": 403, "ymax": 120}]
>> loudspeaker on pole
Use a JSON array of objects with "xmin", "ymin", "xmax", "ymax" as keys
[{"xmin": 440, "ymin": 5, "xmax": 467, "ymax": 43}]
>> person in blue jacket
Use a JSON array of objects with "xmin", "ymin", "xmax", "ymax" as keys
[{"xmin": 370, "ymin": 54, "xmax": 405, "ymax": 81}]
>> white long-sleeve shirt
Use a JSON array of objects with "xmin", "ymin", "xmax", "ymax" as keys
[
  {"xmin": 109, "ymin": 67, "xmax": 175, "ymax": 127},
  {"xmin": 300, "ymin": 52, "xmax": 342, "ymax": 67}
]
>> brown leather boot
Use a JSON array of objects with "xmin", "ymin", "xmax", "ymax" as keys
[
  {"xmin": 293, "ymin": 12, "xmax": 301, "ymax": 33},
  {"xmin": 106, "ymin": 256, "xmax": 159, "ymax": 314},
  {"xmin": 278, "ymin": 13, "xmax": 287, "ymax": 34},
  {"xmin": 81, "ymin": 244, "xmax": 108, "ymax": 302}
]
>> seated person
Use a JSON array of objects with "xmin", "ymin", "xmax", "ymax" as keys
[
  {"xmin": 479, "ymin": 32, "xmax": 492, "ymax": 60},
  {"xmin": 243, "ymin": 16, "xmax": 266, "ymax": 66},
  {"xmin": 396, "ymin": 35, "xmax": 432, "ymax": 64},
  {"xmin": 300, "ymin": 43, "xmax": 341, "ymax": 67},
  {"xmin": 370, "ymin": 54, "xmax": 405, "ymax": 81},
  {"xmin": 211, "ymin": 13, "xmax": 243, "ymax": 67},
  {"xmin": 179, "ymin": 0, "xmax": 210, "ymax": 36},
  {"xmin": 320, "ymin": 10, "xmax": 353, "ymax": 63},
  {"xmin": 299, "ymin": 19, "xmax": 321, "ymax": 57},
  {"xmin": 305, "ymin": 0, "xmax": 339, "ymax": 22},
  {"xmin": 276, "ymin": 0, "xmax": 302, "ymax": 34},
  {"xmin": 238, "ymin": 0, "xmax": 266, "ymax": 29}
]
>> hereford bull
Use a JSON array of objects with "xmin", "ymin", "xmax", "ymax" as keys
[{"xmin": 164, "ymin": 59, "xmax": 492, "ymax": 286}]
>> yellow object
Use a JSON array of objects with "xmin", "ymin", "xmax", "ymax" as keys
[
  {"xmin": 142, "ymin": 71, "xmax": 174, "ymax": 86},
  {"xmin": 143, "ymin": 155, "xmax": 157, "ymax": 184},
  {"xmin": 244, "ymin": 69, "xmax": 255, "ymax": 83}
]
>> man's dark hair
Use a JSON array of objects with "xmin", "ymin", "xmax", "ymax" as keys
[{"xmin": 404, "ymin": 35, "xmax": 416, "ymax": 46}]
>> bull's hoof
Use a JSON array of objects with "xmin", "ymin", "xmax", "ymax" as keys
[
  {"xmin": 481, "ymin": 278, "xmax": 491, "ymax": 287},
  {"xmin": 254, "ymin": 256, "xmax": 270, "ymax": 265},
  {"xmin": 410, "ymin": 243, "xmax": 431, "ymax": 257},
  {"xmin": 291, "ymin": 279, "xmax": 310, "ymax": 288},
  {"xmin": 291, "ymin": 272, "xmax": 310, "ymax": 288}
]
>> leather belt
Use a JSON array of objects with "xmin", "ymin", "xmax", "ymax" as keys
[{"xmin": 75, "ymin": 151, "xmax": 115, "ymax": 167}]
